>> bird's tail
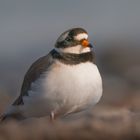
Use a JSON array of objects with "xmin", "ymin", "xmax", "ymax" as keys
[
  {"xmin": 0, "ymin": 113, "xmax": 25, "ymax": 122},
  {"xmin": 0, "ymin": 114, "xmax": 7, "ymax": 122}
]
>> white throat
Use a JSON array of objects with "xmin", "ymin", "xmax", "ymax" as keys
[{"xmin": 55, "ymin": 45, "xmax": 91, "ymax": 54}]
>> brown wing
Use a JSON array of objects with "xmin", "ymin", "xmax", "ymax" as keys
[{"xmin": 13, "ymin": 50, "xmax": 55, "ymax": 105}]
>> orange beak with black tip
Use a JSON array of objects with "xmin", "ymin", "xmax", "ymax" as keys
[{"xmin": 81, "ymin": 39, "xmax": 93, "ymax": 48}]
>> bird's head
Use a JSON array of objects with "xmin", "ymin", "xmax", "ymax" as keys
[{"xmin": 55, "ymin": 28, "xmax": 93, "ymax": 54}]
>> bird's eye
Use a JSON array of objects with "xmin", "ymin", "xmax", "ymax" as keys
[{"xmin": 65, "ymin": 37, "xmax": 72, "ymax": 41}]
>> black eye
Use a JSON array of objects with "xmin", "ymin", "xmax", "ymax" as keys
[{"xmin": 65, "ymin": 37, "xmax": 72, "ymax": 41}]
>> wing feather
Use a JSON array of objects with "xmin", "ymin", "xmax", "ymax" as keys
[{"xmin": 13, "ymin": 50, "xmax": 54, "ymax": 105}]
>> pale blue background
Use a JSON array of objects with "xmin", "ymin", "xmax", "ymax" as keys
[{"xmin": 0, "ymin": 0, "xmax": 140, "ymax": 96}]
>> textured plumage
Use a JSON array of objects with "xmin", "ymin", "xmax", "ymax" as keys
[{"xmin": 0, "ymin": 28, "xmax": 102, "ymax": 121}]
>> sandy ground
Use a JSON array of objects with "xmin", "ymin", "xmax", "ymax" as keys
[{"xmin": 0, "ymin": 107, "xmax": 140, "ymax": 140}]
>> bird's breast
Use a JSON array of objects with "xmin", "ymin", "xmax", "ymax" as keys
[{"xmin": 43, "ymin": 61, "xmax": 102, "ymax": 114}]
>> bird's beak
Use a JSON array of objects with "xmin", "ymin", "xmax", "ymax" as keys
[
  {"xmin": 81, "ymin": 39, "xmax": 93, "ymax": 48},
  {"xmin": 88, "ymin": 43, "xmax": 93, "ymax": 48}
]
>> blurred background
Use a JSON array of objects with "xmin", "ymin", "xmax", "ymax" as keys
[{"xmin": 0, "ymin": 0, "xmax": 140, "ymax": 116}]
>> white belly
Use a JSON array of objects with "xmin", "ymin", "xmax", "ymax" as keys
[{"xmin": 22, "ymin": 61, "xmax": 102, "ymax": 117}]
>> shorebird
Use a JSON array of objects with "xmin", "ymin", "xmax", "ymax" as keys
[{"xmin": 0, "ymin": 27, "xmax": 102, "ymax": 121}]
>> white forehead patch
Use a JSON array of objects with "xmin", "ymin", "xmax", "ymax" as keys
[
  {"xmin": 74, "ymin": 33, "xmax": 88, "ymax": 41},
  {"xmin": 57, "ymin": 31, "xmax": 69, "ymax": 42}
]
